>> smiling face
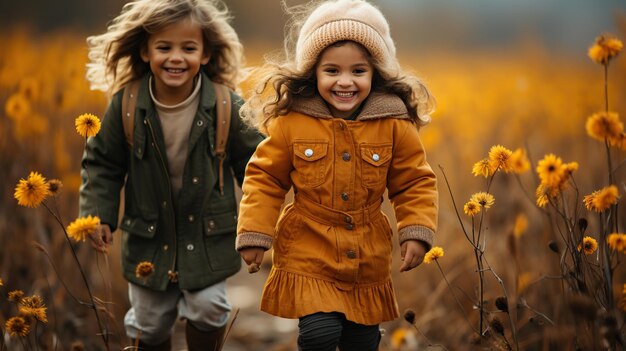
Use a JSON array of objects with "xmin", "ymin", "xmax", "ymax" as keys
[
  {"xmin": 315, "ymin": 41, "xmax": 373, "ymax": 119},
  {"xmin": 141, "ymin": 17, "xmax": 209, "ymax": 104}
]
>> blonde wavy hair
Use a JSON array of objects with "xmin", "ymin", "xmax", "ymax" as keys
[
  {"xmin": 86, "ymin": 0, "xmax": 245, "ymax": 96},
  {"xmin": 240, "ymin": 0, "xmax": 435, "ymax": 135}
]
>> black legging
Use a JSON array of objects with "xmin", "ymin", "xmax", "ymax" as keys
[{"xmin": 297, "ymin": 312, "xmax": 381, "ymax": 351}]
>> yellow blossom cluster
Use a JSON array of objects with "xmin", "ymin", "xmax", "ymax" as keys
[
  {"xmin": 583, "ymin": 185, "xmax": 619, "ymax": 213},
  {"xmin": 4, "ymin": 291, "xmax": 48, "ymax": 338},
  {"xmin": 586, "ymin": 111, "xmax": 626, "ymax": 149},
  {"xmin": 588, "ymin": 33, "xmax": 623, "ymax": 65},
  {"xmin": 577, "ymin": 236, "xmax": 598, "ymax": 255},
  {"xmin": 607, "ymin": 233, "xmax": 626, "ymax": 253},
  {"xmin": 534, "ymin": 154, "xmax": 578, "ymax": 208},
  {"xmin": 424, "ymin": 246, "xmax": 444, "ymax": 263},
  {"xmin": 464, "ymin": 192, "xmax": 495, "ymax": 217},
  {"xmin": 472, "ymin": 145, "xmax": 529, "ymax": 178},
  {"xmin": 135, "ymin": 261, "xmax": 156, "ymax": 279},
  {"xmin": 66, "ymin": 215, "xmax": 101, "ymax": 242}
]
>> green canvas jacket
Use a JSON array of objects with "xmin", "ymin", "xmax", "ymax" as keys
[{"xmin": 79, "ymin": 72, "xmax": 262, "ymax": 291}]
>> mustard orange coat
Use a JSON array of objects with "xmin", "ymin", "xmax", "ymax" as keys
[{"xmin": 236, "ymin": 93, "xmax": 438, "ymax": 325}]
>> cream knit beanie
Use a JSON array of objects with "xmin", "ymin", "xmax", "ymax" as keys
[{"xmin": 295, "ymin": 0, "xmax": 398, "ymax": 73}]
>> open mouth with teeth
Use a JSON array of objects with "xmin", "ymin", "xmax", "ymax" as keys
[
  {"xmin": 334, "ymin": 91, "xmax": 356, "ymax": 99},
  {"xmin": 165, "ymin": 68, "xmax": 186, "ymax": 74}
]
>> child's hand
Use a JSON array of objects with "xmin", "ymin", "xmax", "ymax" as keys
[
  {"xmin": 89, "ymin": 224, "xmax": 112, "ymax": 253},
  {"xmin": 399, "ymin": 240, "xmax": 428, "ymax": 272},
  {"xmin": 240, "ymin": 247, "xmax": 265, "ymax": 274}
]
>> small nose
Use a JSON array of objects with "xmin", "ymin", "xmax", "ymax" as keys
[
  {"xmin": 337, "ymin": 74, "xmax": 353, "ymax": 86},
  {"xmin": 170, "ymin": 49, "xmax": 183, "ymax": 61}
]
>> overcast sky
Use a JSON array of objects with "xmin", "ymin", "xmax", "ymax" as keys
[{"xmin": 2, "ymin": 0, "xmax": 625, "ymax": 54}]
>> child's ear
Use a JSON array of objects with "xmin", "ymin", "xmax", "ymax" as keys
[
  {"xmin": 201, "ymin": 52, "xmax": 210, "ymax": 65},
  {"xmin": 140, "ymin": 46, "xmax": 150, "ymax": 63}
]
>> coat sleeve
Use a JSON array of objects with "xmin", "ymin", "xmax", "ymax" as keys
[
  {"xmin": 386, "ymin": 120, "xmax": 438, "ymax": 250},
  {"xmin": 79, "ymin": 92, "xmax": 128, "ymax": 231},
  {"xmin": 236, "ymin": 117, "xmax": 293, "ymax": 251},
  {"xmin": 227, "ymin": 93, "xmax": 264, "ymax": 186}
]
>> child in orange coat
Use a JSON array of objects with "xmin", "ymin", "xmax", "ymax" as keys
[{"xmin": 237, "ymin": 0, "xmax": 438, "ymax": 349}]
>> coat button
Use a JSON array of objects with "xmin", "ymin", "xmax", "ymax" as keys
[
  {"xmin": 344, "ymin": 216, "xmax": 352, "ymax": 223},
  {"xmin": 163, "ymin": 245, "xmax": 169, "ymax": 251},
  {"xmin": 125, "ymin": 219, "xmax": 131, "ymax": 225},
  {"xmin": 192, "ymin": 177, "xmax": 199, "ymax": 184},
  {"xmin": 208, "ymin": 220, "xmax": 216, "ymax": 229},
  {"xmin": 346, "ymin": 250, "xmax": 357, "ymax": 259},
  {"xmin": 372, "ymin": 153, "xmax": 380, "ymax": 162},
  {"xmin": 196, "ymin": 120, "xmax": 203, "ymax": 126},
  {"xmin": 162, "ymin": 201, "xmax": 167, "ymax": 208},
  {"xmin": 148, "ymin": 225, "xmax": 155, "ymax": 233},
  {"xmin": 341, "ymin": 192, "xmax": 349, "ymax": 201},
  {"xmin": 345, "ymin": 224, "xmax": 354, "ymax": 230},
  {"xmin": 304, "ymin": 148, "xmax": 314, "ymax": 157},
  {"xmin": 342, "ymin": 152, "xmax": 351, "ymax": 161},
  {"xmin": 188, "ymin": 215, "xmax": 195, "ymax": 222},
  {"xmin": 186, "ymin": 244, "xmax": 194, "ymax": 251}
]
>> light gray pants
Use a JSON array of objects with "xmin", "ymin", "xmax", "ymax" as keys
[{"xmin": 124, "ymin": 281, "xmax": 231, "ymax": 345}]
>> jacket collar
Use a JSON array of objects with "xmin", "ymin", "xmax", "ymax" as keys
[{"xmin": 290, "ymin": 92, "xmax": 410, "ymax": 121}]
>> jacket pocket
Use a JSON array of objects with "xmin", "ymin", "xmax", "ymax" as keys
[
  {"xmin": 293, "ymin": 140, "xmax": 328, "ymax": 188},
  {"xmin": 360, "ymin": 143, "xmax": 392, "ymax": 188},
  {"xmin": 119, "ymin": 214, "xmax": 158, "ymax": 239},
  {"xmin": 203, "ymin": 211, "xmax": 238, "ymax": 236},
  {"xmin": 203, "ymin": 211, "xmax": 239, "ymax": 271}
]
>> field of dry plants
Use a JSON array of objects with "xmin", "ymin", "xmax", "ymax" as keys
[{"xmin": 1, "ymin": 16, "xmax": 626, "ymax": 351}]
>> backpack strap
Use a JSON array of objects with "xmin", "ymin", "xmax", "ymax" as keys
[
  {"xmin": 121, "ymin": 79, "xmax": 141, "ymax": 148},
  {"xmin": 121, "ymin": 79, "xmax": 232, "ymax": 196},
  {"xmin": 213, "ymin": 82, "xmax": 232, "ymax": 196}
]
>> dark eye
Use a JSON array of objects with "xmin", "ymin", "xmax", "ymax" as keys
[
  {"xmin": 324, "ymin": 68, "xmax": 338, "ymax": 74},
  {"xmin": 156, "ymin": 46, "xmax": 170, "ymax": 52},
  {"xmin": 184, "ymin": 46, "xmax": 198, "ymax": 52},
  {"xmin": 354, "ymin": 68, "xmax": 368, "ymax": 74}
]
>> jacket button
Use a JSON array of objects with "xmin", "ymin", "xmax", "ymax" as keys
[
  {"xmin": 344, "ymin": 216, "xmax": 352, "ymax": 223},
  {"xmin": 188, "ymin": 215, "xmax": 195, "ymax": 222},
  {"xmin": 346, "ymin": 250, "xmax": 357, "ymax": 259},
  {"xmin": 345, "ymin": 224, "xmax": 354, "ymax": 230},
  {"xmin": 196, "ymin": 120, "xmax": 203, "ymax": 126},
  {"xmin": 162, "ymin": 201, "xmax": 167, "ymax": 208},
  {"xmin": 148, "ymin": 225, "xmax": 155, "ymax": 233},
  {"xmin": 372, "ymin": 153, "xmax": 380, "ymax": 162},
  {"xmin": 208, "ymin": 220, "xmax": 216, "ymax": 229},
  {"xmin": 341, "ymin": 192, "xmax": 349, "ymax": 201},
  {"xmin": 192, "ymin": 177, "xmax": 199, "ymax": 184},
  {"xmin": 342, "ymin": 152, "xmax": 351, "ymax": 161},
  {"xmin": 163, "ymin": 245, "xmax": 169, "ymax": 251},
  {"xmin": 125, "ymin": 219, "xmax": 131, "ymax": 225},
  {"xmin": 304, "ymin": 148, "xmax": 314, "ymax": 157},
  {"xmin": 186, "ymin": 244, "xmax": 194, "ymax": 251}
]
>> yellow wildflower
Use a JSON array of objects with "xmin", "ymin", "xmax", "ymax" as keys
[
  {"xmin": 470, "ymin": 192, "xmax": 495, "ymax": 209},
  {"xmin": 588, "ymin": 33, "xmax": 623, "ymax": 64},
  {"xmin": 536, "ymin": 154, "xmax": 565, "ymax": 188},
  {"xmin": 8, "ymin": 290, "xmax": 24, "ymax": 303},
  {"xmin": 75, "ymin": 113, "xmax": 101, "ymax": 138},
  {"xmin": 464, "ymin": 201, "xmax": 481, "ymax": 217},
  {"xmin": 19, "ymin": 295, "xmax": 47, "ymax": 324},
  {"xmin": 607, "ymin": 233, "xmax": 626, "ymax": 252},
  {"xmin": 5, "ymin": 316, "xmax": 30, "ymax": 337},
  {"xmin": 48, "ymin": 179, "xmax": 63, "ymax": 196},
  {"xmin": 14, "ymin": 171, "xmax": 50, "ymax": 208},
  {"xmin": 472, "ymin": 158, "xmax": 493, "ymax": 178},
  {"xmin": 135, "ymin": 261, "xmax": 155, "ymax": 279},
  {"xmin": 536, "ymin": 184, "xmax": 549, "ymax": 208},
  {"xmin": 488, "ymin": 145, "xmax": 513, "ymax": 173},
  {"xmin": 510, "ymin": 148, "xmax": 530, "ymax": 174},
  {"xmin": 4, "ymin": 93, "xmax": 31, "ymax": 120},
  {"xmin": 578, "ymin": 236, "xmax": 598, "ymax": 255},
  {"xmin": 564, "ymin": 162, "xmax": 579, "ymax": 174},
  {"xmin": 584, "ymin": 185, "xmax": 619, "ymax": 212},
  {"xmin": 586, "ymin": 111, "xmax": 623, "ymax": 143},
  {"xmin": 66, "ymin": 215, "xmax": 100, "ymax": 242},
  {"xmin": 424, "ymin": 246, "xmax": 444, "ymax": 263},
  {"xmin": 513, "ymin": 214, "xmax": 528, "ymax": 238}
]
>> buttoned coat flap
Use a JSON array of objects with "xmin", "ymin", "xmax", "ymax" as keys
[
  {"xmin": 119, "ymin": 214, "xmax": 157, "ymax": 238},
  {"xmin": 360, "ymin": 144, "xmax": 392, "ymax": 166},
  {"xmin": 204, "ymin": 211, "xmax": 238, "ymax": 236},
  {"xmin": 293, "ymin": 141, "xmax": 328, "ymax": 162}
]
